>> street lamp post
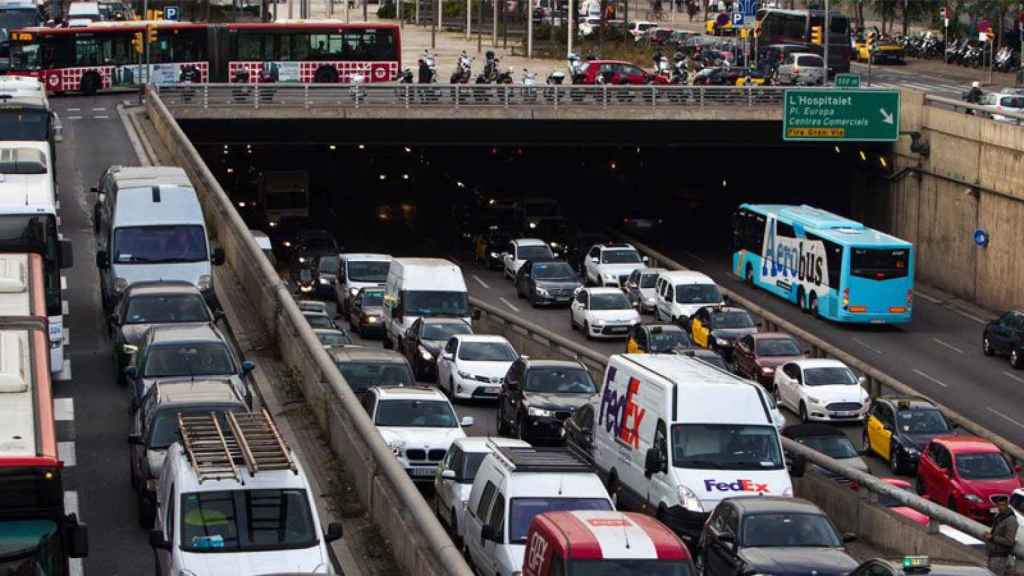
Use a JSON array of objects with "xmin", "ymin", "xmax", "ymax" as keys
[{"xmin": 823, "ymin": 0, "xmax": 829, "ymax": 85}]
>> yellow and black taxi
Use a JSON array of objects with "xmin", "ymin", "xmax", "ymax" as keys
[
  {"xmin": 626, "ymin": 323, "xmax": 691, "ymax": 354},
  {"xmin": 688, "ymin": 305, "xmax": 759, "ymax": 358},
  {"xmin": 853, "ymin": 34, "xmax": 905, "ymax": 64},
  {"xmin": 849, "ymin": 556, "xmax": 992, "ymax": 576},
  {"xmin": 862, "ymin": 396, "xmax": 954, "ymax": 475}
]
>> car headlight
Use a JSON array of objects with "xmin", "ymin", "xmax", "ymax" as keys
[
  {"xmin": 366, "ymin": 316, "xmax": 378, "ymax": 323},
  {"xmin": 122, "ymin": 344, "xmax": 138, "ymax": 355},
  {"xmin": 528, "ymin": 407, "xmax": 554, "ymax": 417},
  {"xmin": 197, "ymin": 274, "xmax": 212, "ymax": 291},
  {"xmin": 298, "ymin": 256, "xmax": 307, "ymax": 264},
  {"xmin": 490, "ymin": 252, "xmax": 499, "ymax": 259},
  {"xmin": 300, "ymin": 285, "xmax": 313, "ymax": 293},
  {"xmin": 268, "ymin": 221, "xmax": 278, "ymax": 228},
  {"xmin": 114, "ymin": 277, "xmax": 129, "ymax": 293},
  {"xmin": 282, "ymin": 240, "xmax": 291, "ymax": 247},
  {"xmin": 535, "ymin": 287, "xmax": 550, "ymax": 297},
  {"xmin": 644, "ymin": 297, "xmax": 656, "ymax": 304},
  {"xmin": 964, "ymin": 494, "xmax": 983, "ymax": 504},
  {"xmin": 807, "ymin": 396, "xmax": 822, "ymax": 405},
  {"xmin": 419, "ymin": 346, "xmax": 434, "ymax": 361},
  {"xmin": 591, "ymin": 319, "xmax": 606, "ymax": 327},
  {"xmin": 457, "ymin": 370, "xmax": 472, "ymax": 379},
  {"xmin": 550, "ymin": 242, "xmax": 561, "ymax": 249},
  {"xmin": 349, "ymin": 288, "xmax": 359, "ymax": 297},
  {"xmin": 319, "ymin": 277, "xmax": 330, "ymax": 285},
  {"xmin": 678, "ymin": 485, "xmax": 703, "ymax": 512},
  {"xmin": 602, "ymin": 273, "xmax": 616, "ymax": 281},
  {"xmin": 386, "ymin": 440, "xmax": 403, "ymax": 457},
  {"xmin": 760, "ymin": 366, "xmax": 775, "ymax": 374},
  {"xmin": 715, "ymin": 336, "xmax": 731, "ymax": 346}
]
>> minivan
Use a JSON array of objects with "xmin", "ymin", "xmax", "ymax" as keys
[{"xmin": 383, "ymin": 258, "xmax": 471, "ymax": 351}]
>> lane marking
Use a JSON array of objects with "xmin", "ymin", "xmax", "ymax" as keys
[
  {"xmin": 64, "ymin": 490, "xmax": 78, "ymax": 516},
  {"xmin": 94, "ymin": 115, "xmax": 110, "ymax": 119},
  {"xmin": 913, "ymin": 290, "xmax": 942, "ymax": 304},
  {"xmin": 498, "ymin": 297, "xmax": 520, "ymax": 313},
  {"xmin": 913, "ymin": 368, "xmax": 948, "ymax": 388},
  {"xmin": 1004, "ymin": 371, "xmax": 1024, "ymax": 385},
  {"xmin": 952, "ymin": 308, "xmax": 988, "ymax": 325},
  {"xmin": 58, "ymin": 441, "xmax": 76, "ymax": 467},
  {"xmin": 931, "ymin": 337, "xmax": 964, "ymax": 355},
  {"xmin": 54, "ymin": 397, "xmax": 74, "ymax": 421},
  {"xmin": 988, "ymin": 407, "xmax": 1024, "ymax": 430},
  {"xmin": 91, "ymin": 107, "xmax": 106, "ymax": 111},
  {"xmin": 67, "ymin": 116, "xmax": 82, "ymax": 120},
  {"xmin": 62, "ymin": 300, "xmax": 69, "ymax": 315},
  {"xmin": 67, "ymin": 107, "xmax": 80, "ymax": 112},
  {"xmin": 61, "ymin": 275, "xmax": 67, "ymax": 291},
  {"xmin": 63, "ymin": 327, "xmax": 70, "ymax": 347},
  {"xmin": 56, "ymin": 359, "xmax": 72, "ymax": 382},
  {"xmin": 472, "ymin": 275, "xmax": 490, "ymax": 289},
  {"xmin": 852, "ymin": 337, "xmax": 884, "ymax": 355}
]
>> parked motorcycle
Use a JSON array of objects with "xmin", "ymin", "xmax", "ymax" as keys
[{"xmin": 450, "ymin": 51, "xmax": 473, "ymax": 84}]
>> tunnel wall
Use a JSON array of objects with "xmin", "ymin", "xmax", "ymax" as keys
[{"xmin": 892, "ymin": 90, "xmax": 1024, "ymax": 310}]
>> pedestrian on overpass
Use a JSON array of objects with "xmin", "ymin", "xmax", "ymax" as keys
[{"xmin": 985, "ymin": 495, "xmax": 1018, "ymax": 575}]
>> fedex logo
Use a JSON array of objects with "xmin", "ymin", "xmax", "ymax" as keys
[
  {"xmin": 704, "ymin": 478, "xmax": 770, "ymax": 493},
  {"xmin": 598, "ymin": 368, "xmax": 646, "ymax": 450}
]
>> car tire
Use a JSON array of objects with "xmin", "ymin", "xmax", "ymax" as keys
[
  {"xmin": 606, "ymin": 472, "xmax": 621, "ymax": 508},
  {"xmin": 799, "ymin": 401, "xmax": 809, "ymax": 423},
  {"xmin": 797, "ymin": 287, "xmax": 807, "ymax": 313},
  {"xmin": 889, "ymin": 441, "xmax": 903, "ymax": 474},
  {"xmin": 1012, "ymin": 348, "xmax": 1023, "ymax": 369},
  {"xmin": 983, "ymin": 335, "xmax": 994, "ymax": 356},
  {"xmin": 584, "ymin": 321, "xmax": 593, "ymax": 341},
  {"xmin": 808, "ymin": 292, "xmax": 819, "ymax": 318}
]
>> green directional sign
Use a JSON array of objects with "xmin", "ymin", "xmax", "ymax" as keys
[
  {"xmin": 783, "ymin": 89, "xmax": 900, "ymax": 142},
  {"xmin": 834, "ymin": 73, "xmax": 861, "ymax": 88}
]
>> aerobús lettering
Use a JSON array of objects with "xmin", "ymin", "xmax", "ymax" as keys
[
  {"xmin": 703, "ymin": 478, "xmax": 770, "ymax": 493},
  {"xmin": 762, "ymin": 220, "xmax": 825, "ymax": 286},
  {"xmin": 598, "ymin": 368, "xmax": 645, "ymax": 450}
]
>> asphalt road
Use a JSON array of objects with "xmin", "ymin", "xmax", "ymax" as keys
[{"xmin": 849, "ymin": 61, "xmax": 973, "ymax": 98}]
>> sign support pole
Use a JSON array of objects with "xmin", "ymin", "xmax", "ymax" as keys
[{"xmin": 823, "ymin": 0, "xmax": 829, "ymax": 84}]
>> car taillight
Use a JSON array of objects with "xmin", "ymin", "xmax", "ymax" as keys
[
  {"xmin": 906, "ymin": 290, "xmax": 913, "ymax": 307},
  {"xmin": 842, "ymin": 288, "xmax": 849, "ymax": 308},
  {"xmin": 793, "ymin": 65, "xmax": 800, "ymax": 72}
]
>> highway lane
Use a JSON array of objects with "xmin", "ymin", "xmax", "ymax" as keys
[
  {"xmin": 52, "ymin": 94, "xmax": 152, "ymax": 575},
  {"xmin": 850, "ymin": 62, "xmax": 971, "ymax": 97}
]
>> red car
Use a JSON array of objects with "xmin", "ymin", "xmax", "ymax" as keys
[
  {"xmin": 574, "ymin": 60, "xmax": 664, "ymax": 85},
  {"xmin": 879, "ymin": 478, "xmax": 929, "ymax": 526},
  {"xmin": 916, "ymin": 436, "xmax": 1022, "ymax": 524},
  {"xmin": 733, "ymin": 332, "xmax": 806, "ymax": 389}
]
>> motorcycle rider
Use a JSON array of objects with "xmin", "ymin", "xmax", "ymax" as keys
[
  {"xmin": 483, "ymin": 50, "xmax": 498, "ymax": 82},
  {"xmin": 963, "ymin": 80, "xmax": 983, "ymax": 115}
]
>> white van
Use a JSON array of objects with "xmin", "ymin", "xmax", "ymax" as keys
[
  {"xmin": 653, "ymin": 270, "xmax": 724, "ymax": 324},
  {"xmin": 336, "ymin": 253, "xmax": 392, "ymax": 315},
  {"xmin": 591, "ymin": 354, "xmax": 792, "ymax": 543},
  {"xmin": 383, "ymin": 258, "xmax": 470, "ymax": 350}
]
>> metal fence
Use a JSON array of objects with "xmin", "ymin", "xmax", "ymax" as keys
[
  {"xmin": 925, "ymin": 93, "xmax": 1024, "ymax": 125},
  {"xmin": 154, "ymin": 82, "xmax": 787, "ymax": 109}
]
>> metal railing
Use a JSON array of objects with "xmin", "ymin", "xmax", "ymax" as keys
[
  {"xmin": 154, "ymin": 83, "xmax": 788, "ymax": 110},
  {"xmin": 925, "ymin": 93, "xmax": 1024, "ymax": 125}
]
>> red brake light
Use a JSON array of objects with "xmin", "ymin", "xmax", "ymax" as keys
[{"xmin": 906, "ymin": 290, "xmax": 913, "ymax": 307}]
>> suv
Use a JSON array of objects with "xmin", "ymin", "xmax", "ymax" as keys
[
  {"xmin": 463, "ymin": 443, "xmax": 614, "ymax": 576},
  {"xmin": 363, "ymin": 386, "xmax": 474, "ymax": 483},
  {"xmin": 328, "ymin": 347, "xmax": 416, "ymax": 401},
  {"xmin": 150, "ymin": 410, "xmax": 343, "ymax": 574},
  {"xmin": 497, "ymin": 358, "xmax": 598, "ymax": 444},
  {"xmin": 583, "ymin": 242, "xmax": 646, "ymax": 287},
  {"xmin": 776, "ymin": 52, "xmax": 825, "ymax": 85},
  {"xmin": 128, "ymin": 379, "xmax": 248, "ymax": 528},
  {"xmin": 502, "ymin": 238, "xmax": 554, "ymax": 280},
  {"xmin": 983, "ymin": 310, "xmax": 1024, "ymax": 368}
]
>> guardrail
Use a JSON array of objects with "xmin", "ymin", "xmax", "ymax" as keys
[
  {"xmin": 144, "ymin": 88, "xmax": 473, "ymax": 576},
  {"xmin": 153, "ymin": 83, "xmax": 787, "ymax": 109},
  {"xmin": 468, "ymin": 294, "xmax": 1021, "ymax": 558},
  {"xmin": 925, "ymin": 93, "xmax": 1024, "ymax": 124}
]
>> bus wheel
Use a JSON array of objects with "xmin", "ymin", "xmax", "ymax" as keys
[
  {"xmin": 796, "ymin": 287, "xmax": 807, "ymax": 313},
  {"xmin": 808, "ymin": 292, "xmax": 819, "ymax": 318},
  {"xmin": 80, "ymin": 72, "xmax": 101, "ymax": 97},
  {"xmin": 314, "ymin": 66, "xmax": 339, "ymax": 83},
  {"xmin": 745, "ymin": 263, "xmax": 754, "ymax": 285}
]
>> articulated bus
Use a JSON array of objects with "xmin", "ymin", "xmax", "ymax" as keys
[
  {"xmin": 6, "ymin": 20, "xmax": 402, "ymax": 94},
  {"xmin": 731, "ymin": 204, "xmax": 914, "ymax": 325},
  {"xmin": 0, "ymin": 253, "xmax": 88, "ymax": 574},
  {"xmin": 756, "ymin": 9, "xmax": 852, "ymax": 74}
]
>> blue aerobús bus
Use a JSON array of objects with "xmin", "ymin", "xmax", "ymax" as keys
[{"xmin": 731, "ymin": 204, "xmax": 914, "ymax": 324}]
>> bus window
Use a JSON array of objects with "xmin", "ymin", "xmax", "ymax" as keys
[
  {"xmin": 308, "ymin": 33, "xmax": 343, "ymax": 58},
  {"xmin": 850, "ymin": 248, "xmax": 908, "ymax": 280},
  {"xmin": 237, "ymin": 33, "xmax": 266, "ymax": 61},
  {"xmin": 74, "ymin": 37, "xmax": 99, "ymax": 67},
  {"xmin": 289, "ymin": 33, "xmax": 310, "ymax": 60}
]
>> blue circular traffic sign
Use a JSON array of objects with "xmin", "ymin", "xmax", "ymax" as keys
[{"xmin": 974, "ymin": 228, "xmax": 989, "ymax": 247}]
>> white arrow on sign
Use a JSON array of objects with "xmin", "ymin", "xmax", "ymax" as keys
[{"xmin": 880, "ymin": 108, "xmax": 894, "ymax": 124}]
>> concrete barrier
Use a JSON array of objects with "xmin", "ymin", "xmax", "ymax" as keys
[{"xmin": 144, "ymin": 88, "xmax": 473, "ymax": 576}]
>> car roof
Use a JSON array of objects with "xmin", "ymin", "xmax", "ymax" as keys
[
  {"xmin": 328, "ymin": 347, "xmax": 405, "ymax": 363},
  {"xmin": 109, "ymin": 165, "xmax": 191, "ymax": 190},
  {"xmin": 791, "ymin": 358, "xmax": 848, "ymax": 369},
  {"xmin": 594, "ymin": 242, "xmax": 636, "ymax": 251},
  {"xmin": 727, "ymin": 495, "xmax": 824, "ymax": 515},
  {"xmin": 455, "ymin": 334, "xmax": 512, "ymax": 344},
  {"xmin": 877, "ymin": 396, "xmax": 939, "ymax": 410},
  {"xmin": 168, "ymin": 444, "xmax": 310, "ymax": 494},
  {"xmin": 153, "ymin": 379, "xmax": 243, "ymax": 405},
  {"xmin": 750, "ymin": 332, "xmax": 795, "ymax": 341},
  {"xmin": 783, "ymin": 423, "xmax": 846, "ymax": 439},
  {"xmin": 512, "ymin": 238, "xmax": 548, "ymax": 246},
  {"xmin": 639, "ymin": 267, "xmax": 666, "ymax": 276},
  {"xmin": 658, "ymin": 270, "xmax": 714, "ymax": 284},
  {"xmin": 420, "ymin": 317, "xmax": 472, "ymax": 326},
  {"xmin": 373, "ymin": 385, "xmax": 447, "ymax": 400},
  {"xmin": 522, "ymin": 358, "xmax": 587, "ymax": 370},
  {"xmin": 148, "ymin": 323, "xmax": 222, "ymax": 343},
  {"xmin": 339, "ymin": 252, "xmax": 392, "ymax": 262},
  {"xmin": 586, "ymin": 287, "xmax": 628, "ymax": 296},
  {"xmin": 642, "ymin": 323, "xmax": 685, "ymax": 333},
  {"xmin": 452, "ymin": 436, "xmax": 531, "ymax": 453},
  {"xmin": 113, "ymin": 184, "xmax": 203, "ymax": 226},
  {"xmin": 124, "ymin": 281, "xmax": 203, "ymax": 297},
  {"xmin": 706, "ymin": 306, "xmax": 748, "ymax": 315},
  {"xmin": 934, "ymin": 435, "xmax": 1001, "ymax": 454},
  {"xmin": 793, "ymin": 52, "xmax": 822, "ymax": 58}
]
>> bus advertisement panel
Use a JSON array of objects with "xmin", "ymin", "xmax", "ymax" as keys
[{"xmin": 731, "ymin": 204, "xmax": 914, "ymax": 324}]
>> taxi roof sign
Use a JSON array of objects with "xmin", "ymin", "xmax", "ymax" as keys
[{"xmin": 902, "ymin": 555, "xmax": 930, "ymax": 574}]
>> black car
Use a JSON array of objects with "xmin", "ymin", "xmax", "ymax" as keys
[
  {"xmin": 401, "ymin": 317, "xmax": 474, "ymax": 381},
  {"xmin": 699, "ymin": 496, "xmax": 858, "ymax": 576},
  {"xmin": 514, "ymin": 260, "xmax": 581, "ymax": 307},
  {"xmin": 497, "ymin": 358, "xmax": 598, "ymax": 444},
  {"xmin": 983, "ymin": 310, "xmax": 1024, "ymax": 368},
  {"xmin": 690, "ymin": 306, "xmax": 759, "ymax": 360},
  {"xmin": 783, "ymin": 423, "xmax": 869, "ymax": 487},
  {"xmin": 862, "ymin": 396, "xmax": 954, "ymax": 475}
]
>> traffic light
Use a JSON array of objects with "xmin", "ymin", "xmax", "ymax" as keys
[
  {"xmin": 145, "ymin": 8, "xmax": 163, "ymax": 19},
  {"xmin": 131, "ymin": 31, "xmax": 143, "ymax": 54},
  {"xmin": 811, "ymin": 25, "xmax": 823, "ymax": 45},
  {"xmin": 867, "ymin": 30, "xmax": 877, "ymax": 51},
  {"xmin": 146, "ymin": 23, "xmax": 157, "ymax": 44}
]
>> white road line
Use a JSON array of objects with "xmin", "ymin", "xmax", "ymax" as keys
[
  {"xmin": 69, "ymin": 559, "xmax": 82, "ymax": 576},
  {"xmin": 988, "ymin": 407, "xmax": 1024, "ymax": 430},
  {"xmin": 913, "ymin": 368, "xmax": 948, "ymax": 388},
  {"xmin": 58, "ymin": 441, "xmax": 76, "ymax": 467},
  {"xmin": 61, "ymin": 275, "xmax": 67, "ymax": 291},
  {"xmin": 1004, "ymin": 371, "xmax": 1024, "ymax": 385},
  {"xmin": 64, "ymin": 490, "xmax": 78, "ymax": 516},
  {"xmin": 63, "ymin": 327, "xmax": 70, "ymax": 347},
  {"xmin": 56, "ymin": 359, "xmax": 72, "ymax": 382},
  {"xmin": 62, "ymin": 300, "xmax": 69, "ymax": 315},
  {"xmin": 952, "ymin": 308, "xmax": 988, "ymax": 325},
  {"xmin": 913, "ymin": 290, "xmax": 943, "ymax": 304},
  {"xmin": 498, "ymin": 297, "xmax": 520, "ymax": 313},
  {"xmin": 94, "ymin": 115, "xmax": 110, "ymax": 119},
  {"xmin": 67, "ymin": 116, "xmax": 82, "ymax": 120},
  {"xmin": 931, "ymin": 337, "xmax": 965, "ymax": 355},
  {"xmin": 54, "ymin": 397, "xmax": 74, "ymax": 421},
  {"xmin": 472, "ymin": 275, "xmax": 490, "ymax": 289},
  {"xmin": 852, "ymin": 337, "xmax": 884, "ymax": 355},
  {"xmin": 91, "ymin": 107, "xmax": 106, "ymax": 111},
  {"xmin": 67, "ymin": 107, "xmax": 80, "ymax": 112}
]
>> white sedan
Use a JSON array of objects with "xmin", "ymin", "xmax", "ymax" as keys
[
  {"xmin": 502, "ymin": 238, "xmax": 554, "ymax": 280},
  {"xmin": 570, "ymin": 287, "xmax": 641, "ymax": 340},
  {"xmin": 436, "ymin": 334, "xmax": 519, "ymax": 401},
  {"xmin": 774, "ymin": 359, "xmax": 869, "ymax": 423}
]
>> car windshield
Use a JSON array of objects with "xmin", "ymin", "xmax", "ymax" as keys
[
  {"xmin": 150, "ymin": 408, "xmax": 235, "ymax": 450},
  {"xmin": 567, "ymin": 559, "xmax": 693, "ymax": 576},
  {"xmin": 336, "ymin": 362, "xmax": 413, "ymax": 393},
  {"xmin": 671, "ymin": 424, "xmax": 783, "ymax": 469},
  {"xmin": 374, "ymin": 399, "xmax": 458, "ymax": 428},
  {"xmin": 895, "ymin": 408, "xmax": 949, "ymax": 434},
  {"xmin": 304, "ymin": 314, "xmax": 334, "ymax": 329},
  {"xmin": 518, "ymin": 245, "xmax": 553, "ymax": 261},
  {"xmin": 113, "ymin": 225, "xmax": 208, "ymax": 264},
  {"xmin": 458, "ymin": 341, "xmax": 517, "ymax": 362},
  {"xmin": 402, "ymin": 290, "xmax": 470, "ymax": 317},
  {"xmin": 318, "ymin": 255, "xmax": 338, "ymax": 274},
  {"xmin": 794, "ymin": 434, "xmax": 859, "ymax": 459},
  {"xmin": 124, "ymin": 294, "xmax": 210, "ymax": 324},
  {"xmin": 742, "ymin": 513, "xmax": 841, "ymax": 548},
  {"xmin": 317, "ymin": 331, "xmax": 353, "ymax": 348},
  {"xmin": 508, "ymin": 498, "xmax": 612, "ymax": 543},
  {"xmin": 533, "ymin": 261, "xmax": 576, "ymax": 280},
  {"xmin": 360, "ymin": 290, "xmax": 384, "ymax": 307},
  {"xmin": 675, "ymin": 284, "xmax": 721, "ymax": 304},
  {"xmin": 525, "ymin": 367, "xmax": 596, "ymax": 394},
  {"xmin": 0, "ymin": 520, "xmax": 58, "ymax": 569},
  {"xmin": 803, "ymin": 367, "xmax": 858, "ymax": 386},
  {"xmin": 143, "ymin": 342, "xmax": 235, "ymax": 377},
  {"xmin": 711, "ymin": 310, "xmax": 754, "ymax": 329},
  {"xmin": 956, "ymin": 452, "xmax": 1013, "ymax": 480},
  {"xmin": 422, "ymin": 322, "xmax": 472, "ymax": 341},
  {"xmin": 756, "ymin": 338, "xmax": 802, "ymax": 357},
  {"xmin": 601, "ymin": 249, "xmax": 641, "ymax": 264},
  {"xmin": 590, "ymin": 292, "xmax": 632, "ymax": 310},
  {"xmin": 649, "ymin": 330, "xmax": 691, "ymax": 353},
  {"xmin": 347, "ymin": 260, "xmax": 390, "ymax": 282},
  {"xmin": 640, "ymin": 273, "xmax": 658, "ymax": 288},
  {"xmin": 180, "ymin": 489, "xmax": 318, "ymax": 552}
]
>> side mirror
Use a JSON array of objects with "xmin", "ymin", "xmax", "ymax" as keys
[
  {"xmin": 858, "ymin": 375, "xmax": 868, "ymax": 387},
  {"xmin": 121, "ymin": 344, "xmax": 138, "ymax": 356},
  {"xmin": 96, "ymin": 250, "xmax": 110, "ymax": 270},
  {"xmin": 325, "ymin": 522, "xmax": 344, "ymax": 542},
  {"xmin": 128, "ymin": 433, "xmax": 143, "ymax": 445},
  {"xmin": 211, "ymin": 247, "xmax": 226, "ymax": 266},
  {"xmin": 461, "ymin": 416, "xmax": 475, "ymax": 428},
  {"xmin": 66, "ymin": 520, "xmax": 88, "ymax": 558},
  {"xmin": 441, "ymin": 352, "xmax": 453, "ymax": 361},
  {"xmin": 60, "ymin": 239, "xmax": 74, "ymax": 269},
  {"xmin": 842, "ymin": 532, "xmax": 858, "ymax": 543},
  {"xmin": 644, "ymin": 447, "xmax": 665, "ymax": 478},
  {"xmin": 242, "ymin": 360, "xmax": 255, "ymax": 374},
  {"xmin": 590, "ymin": 257, "xmax": 599, "ymax": 264},
  {"xmin": 442, "ymin": 469, "xmax": 457, "ymax": 480},
  {"xmin": 642, "ymin": 255, "xmax": 650, "ymax": 264},
  {"xmin": 148, "ymin": 529, "xmax": 171, "ymax": 551},
  {"xmin": 472, "ymin": 309, "xmax": 482, "ymax": 320},
  {"xmin": 788, "ymin": 454, "xmax": 807, "ymax": 478}
]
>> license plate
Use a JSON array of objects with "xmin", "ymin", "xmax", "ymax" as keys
[
  {"xmin": 990, "ymin": 507, "xmax": 999, "ymax": 514},
  {"xmin": 609, "ymin": 326, "xmax": 628, "ymax": 333},
  {"xmin": 835, "ymin": 411, "xmax": 855, "ymax": 417},
  {"xmin": 410, "ymin": 467, "xmax": 436, "ymax": 477}
]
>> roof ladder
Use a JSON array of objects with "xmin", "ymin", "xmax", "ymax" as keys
[
  {"xmin": 227, "ymin": 409, "xmax": 297, "ymax": 476},
  {"xmin": 178, "ymin": 413, "xmax": 240, "ymax": 484}
]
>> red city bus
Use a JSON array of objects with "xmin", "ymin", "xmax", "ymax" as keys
[
  {"xmin": 215, "ymin": 22, "xmax": 401, "ymax": 84},
  {"xmin": 0, "ymin": 253, "xmax": 88, "ymax": 574},
  {"xmin": 7, "ymin": 21, "xmax": 209, "ymax": 94}
]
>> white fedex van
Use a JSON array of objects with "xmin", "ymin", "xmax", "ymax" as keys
[
  {"xmin": 591, "ymin": 353, "xmax": 792, "ymax": 543},
  {"xmin": 383, "ymin": 258, "xmax": 471, "ymax": 351}
]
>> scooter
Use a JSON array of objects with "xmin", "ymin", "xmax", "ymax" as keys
[
  {"xmin": 450, "ymin": 51, "xmax": 473, "ymax": 84},
  {"xmin": 495, "ymin": 67, "xmax": 514, "ymax": 84},
  {"xmin": 397, "ymin": 68, "xmax": 414, "ymax": 83}
]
